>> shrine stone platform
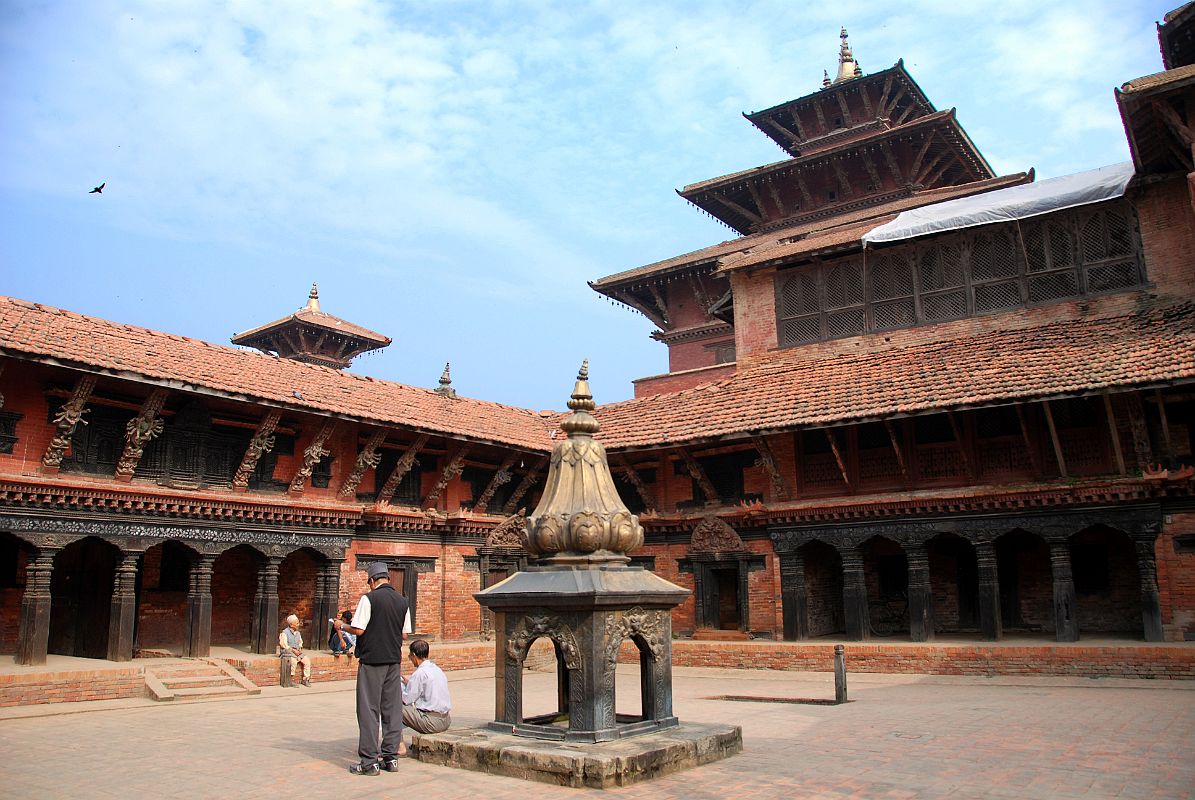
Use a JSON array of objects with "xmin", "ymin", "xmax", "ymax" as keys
[{"xmin": 412, "ymin": 721, "xmax": 742, "ymax": 788}]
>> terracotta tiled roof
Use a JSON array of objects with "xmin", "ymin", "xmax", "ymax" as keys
[
  {"xmin": 592, "ymin": 303, "xmax": 1195, "ymax": 449},
  {"xmin": 591, "ymin": 174, "xmax": 1031, "ymax": 291},
  {"xmin": 0, "ymin": 296, "xmax": 554, "ymax": 451}
]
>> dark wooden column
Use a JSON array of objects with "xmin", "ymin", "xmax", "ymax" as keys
[
  {"xmin": 107, "ymin": 552, "xmax": 141, "ymax": 662},
  {"xmin": 251, "ymin": 556, "xmax": 282, "ymax": 654},
  {"xmin": 840, "ymin": 546, "xmax": 870, "ymax": 641},
  {"xmin": 183, "ymin": 554, "xmax": 215, "ymax": 658},
  {"xmin": 1049, "ymin": 541, "xmax": 1079, "ymax": 642},
  {"xmin": 779, "ymin": 550, "xmax": 809, "ymax": 641},
  {"xmin": 906, "ymin": 542, "xmax": 933, "ymax": 642},
  {"xmin": 975, "ymin": 541, "xmax": 1002, "ymax": 641},
  {"xmin": 736, "ymin": 557, "xmax": 751, "ymax": 633},
  {"xmin": 1134, "ymin": 538, "xmax": 1165, "ymax": 642},
  {"xmin": 313, "ymin": 559, "xmax": 343, "ymax": 650},
  {"xmin": 16, "ymin": 549, "xmax": 57, "ymax": 666}
]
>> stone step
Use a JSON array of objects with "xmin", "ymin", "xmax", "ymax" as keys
[
  {"xmin": 159, "ymin": 674, "xmax": 237, "ymax": 689},
  {"xmin": 169, "ymin": 685, "xmax": 254, "ymax": 700}
]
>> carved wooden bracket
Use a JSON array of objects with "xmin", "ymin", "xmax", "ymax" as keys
[
  {"xmin": 42, "ymin": 375, "xmax": 97, "ymax": 471},
  {"xmin": 289, "ymin": 419, "xmax": 337, "ymax": 494},
  {"xmin": 232, "ymin": 410, "xmax": 281, "ymax": 491},
  {"xmin": 614, "ymin": 454, "xmax": 656, "ymax": 511},
  {"xmin": 751, "ymin": 436, "xmax": 790, "ymax": 501},
  {"xmin": 676, "ymin": 448, "xmax": 719, "ymax": 506},
  {"xmin": 423, "ymin": 444, "xmax": 470, "ymax": 508},
  {"xmin": 474, "ymin": 453, "xmax": 518, "ymax": 514},
  {"xmin": 501, "ymin": 455, "xmax": 548, "ymax": 515},
  {"xmin": 115, "ymin": 389, "xmax": 169, "ymax": 481},
  {"xmin": 338, "ymin": 429, "xmax": 387, "ymax": 499},
  {"xmin": 377, "ymin": 433, "xmax": 430, "ymax": 506}
]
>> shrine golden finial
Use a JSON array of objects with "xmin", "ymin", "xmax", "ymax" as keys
[
  {"xmin": 833, "ymin": 26, "xmax": 862, "ymax": 85},
  {"xmin": 434, "ymin": 362, "xmax": 456, "ymax": 398},
  {"xmin": 306, "ymin": 283, "xmax": 321, "ymax": 312}
]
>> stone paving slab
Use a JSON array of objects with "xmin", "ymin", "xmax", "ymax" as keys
[{"xmin": 0, "ymin": 665, "xmax": 1192, "ymax": 799}]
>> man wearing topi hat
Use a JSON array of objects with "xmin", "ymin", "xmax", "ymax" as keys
[{"xmin": 334, "ymin": 561, "xmax": 412, "ymax": 776}]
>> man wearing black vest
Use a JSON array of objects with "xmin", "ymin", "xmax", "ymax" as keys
[{"xmin": 335, "ymin": 561, "xmax": 411, "ymax": 776}]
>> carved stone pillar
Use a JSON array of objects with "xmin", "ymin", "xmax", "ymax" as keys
[
  {"xmin": 906, "ymin": 542, "xmax": 933, "ymax": 642},
  {"xmin": 1134, "ymin": 539, "xmax": 1165, "ymax": 642},
  {"xmin": 975, "ymin": 541, "xmax": 1002, "ymax": 641},
  {"xmin": 779, "ymin": 550, "xmax": 808, "ymax": 641},
  {"xmin": 107, "ymin": 552, "xmax": 141, "ymax": 662},
  {"xmin": 1049, "ymin": 541, "xmax": 1079, "ymax": 642},
  {"xmin": 251, "ymin": 556, "xmax": 282, "ymax": 654},
  {"xmin": 16, "ymin": 549, "xmax": 57, "ymax": 666},
  {"xmin": 184, "ymin": 554, "xmax": 215, "ymax": 657},
  {"xmin": 841, "ymin": 546, "xmax": 870, "ymax": 641}
]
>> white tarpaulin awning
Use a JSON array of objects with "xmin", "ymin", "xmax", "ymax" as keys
[{"xmin": 862, "ymin": 162, "xmax": 1136, "ymax": 244}]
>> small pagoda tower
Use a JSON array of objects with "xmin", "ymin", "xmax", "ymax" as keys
[
  {"xmin": 476, "ymin": 361, "xmax": 690, "ymax": 742},
  {"xmin": 231, "ymin": 284, "xmax": 391, "ymax": 369}
]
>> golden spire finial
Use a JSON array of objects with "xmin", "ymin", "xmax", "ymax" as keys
[
  {"xmin": 306, "ymin": 283, "xmax": 321, "ymax": 312},
  {"xmin": 561, "ymin": 359, "xmax": 599, "ymax": 434},
  {"xmin": 822, "ymin": 69, "xmax": 831, "ymax": 88},
  {"xmin": 833, "ymin": 26, "xmax": 861, "ymax": 85}
]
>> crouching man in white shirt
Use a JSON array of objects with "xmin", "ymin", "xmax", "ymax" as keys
[{"xmin": 400, "ymin": 639, "xmax": 452, "ymax": 736}]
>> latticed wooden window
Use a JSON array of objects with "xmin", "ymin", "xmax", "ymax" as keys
[{"xmin": 775, "ymin": 199, "xmax": 1143, "ymax": 347}]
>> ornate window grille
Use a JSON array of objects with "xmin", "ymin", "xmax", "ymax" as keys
[{"xmin": 776, "ymin": 199, "xmax": 1144, "ymax": 346}]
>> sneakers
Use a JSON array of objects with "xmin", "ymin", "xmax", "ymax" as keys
[
  {"xmin": 349, "ymin": 762, "xmax": 381, "ymax": 776},
  {"xmin": 381, "ymin": 758, "xmax": 400, "ymax": 772}
]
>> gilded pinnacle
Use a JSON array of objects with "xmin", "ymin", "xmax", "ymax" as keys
[
  {"xmin": 562, "ymin": 359, "xmax": 599, "ymax": 435},
  {"xmin": 306, "ymin": 283, "xmax": 321, "ymax": 312}
]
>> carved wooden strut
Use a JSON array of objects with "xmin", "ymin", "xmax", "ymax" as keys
[
  {"xmin": 377, "ymin": 433, "xmax": 430, "ymax": 506},
  {"xmin": 42, "ymin": 375, "xmax": 97, "ymax": 469},
  {"xmin": 289, "ymin": 419, "xmax": 337, "ymax": 493},
  {"xmin": 115, "ymin": 389, "xmax": 169, "ymax": 479},
  {"xmin": 232, "ymin": 410, "xmax": 282, "ymax": 491},
  {"xmin": 338, "ymin": 429, "xmax": 387, "ymax": 499}
]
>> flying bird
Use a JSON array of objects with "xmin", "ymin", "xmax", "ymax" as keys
[{"xmin": 89, "ymin": 182, "xmax": 105, "ymax": 194}]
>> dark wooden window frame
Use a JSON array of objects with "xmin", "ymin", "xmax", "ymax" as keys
[{"xmin": 776, "ymin": 199, "xmax": 1145, "ymax": 347}]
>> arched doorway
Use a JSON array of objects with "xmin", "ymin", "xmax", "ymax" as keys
[
  {"xmin": 135, "ymin": 540, "xmax": 195, "ymax": 652},
  {"xmin": 1070, "ymin": 525, "xmax": 1142, "ymax": 637},
  {"xmin": 0, "ymin": 532, "xmax": 32, "ymax": 654},
  {"xmin": 49, "ymin": 537, "xmax": 119, "ymax": 658},
  {"xmin": 861, "ymin": 536, "xmax": 908, "ymax": 637},
  {"xmin": 927, "ymin": 534, "xmax": 980, "ymax": 635},
  {"xmin": 801, "ymin": 540, "xmax": 844, "ymax": 637},
  {"xmin": 995, "ymin": 529, "xmax": 1053, "ymax": 635},
  {"xmin": 211, "ymin": 544, "xmax": 260, "ymax": 648}
]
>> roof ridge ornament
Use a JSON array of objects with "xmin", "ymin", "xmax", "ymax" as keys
[
  {"xmin": 434, "ymin": 362, "xmax": 456, "ymax": 398},
  {"xmin": 306, "ymin": 283, "xmax": 320, "ymax": 312}
]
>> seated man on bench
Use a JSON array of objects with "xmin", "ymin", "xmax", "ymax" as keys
[{"xmin": 278, "ymin": 614, "xmax": 312, "ymax": 687}]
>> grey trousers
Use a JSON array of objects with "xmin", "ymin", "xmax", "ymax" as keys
[
  {"xmin": 402, "ymin": 704, "xmax": 451, "ymax": 734},
  {"xmin": 356, "ymin": 662, "xmax": 403, "ymax": 764}
]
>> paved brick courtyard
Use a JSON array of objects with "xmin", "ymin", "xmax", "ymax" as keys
[{"xmin": 1, "ymin": 665, "xmax": 1192, "ymax": 799}]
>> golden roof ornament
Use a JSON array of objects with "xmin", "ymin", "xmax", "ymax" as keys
[
  {"xmin": 522, "ymin": 360, "xmax": 643, "ymax": 565},
  {"xmin": 305, "ymin": 283, "xmax": 321, "ymax": 312},
  {"xmin": 833, "ymin": 26, "xmax": 861, "ymax": 85},
  {"xmin": 822, "ymin": 69, "xmax": 832, "ymax": 89},
  {"xmin": 434, "ymin": 362, "xmax": 456, "ymax": 398}
]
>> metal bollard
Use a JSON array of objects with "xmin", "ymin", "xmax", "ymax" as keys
[
  {"xmin": 833, "ymin": 644, "xmax": 847, "ymax": 704},
  {"xmin": 279, "ymin": 653, "xmax": 295, "ymax": 687}
]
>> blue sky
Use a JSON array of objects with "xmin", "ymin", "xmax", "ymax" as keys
[{"xmin": 0, "ymin": 0, "xmax": 1176, "ymax": 410}]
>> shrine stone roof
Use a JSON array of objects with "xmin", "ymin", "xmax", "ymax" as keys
[
  {"xmin": 0, "ymin": 296, "xmax": 556, "ymax": 452},
  {"xmin": 590, "ymin": 302, "xmax": 1195, "ymax": 450}
]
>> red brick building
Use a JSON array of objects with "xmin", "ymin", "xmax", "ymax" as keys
[{"xmin": 2, "ymin": 21, "xmax": 1195, "ymax": 670}]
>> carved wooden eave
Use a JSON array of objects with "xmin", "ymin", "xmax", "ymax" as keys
[
  {"xmin": 689, "ymin": 515, "xmax": 747, "ymax": 554},
  {"xmin": 1116, "ymin": 67, "xmax": 1195, "ymax": 175},
  {"xmin": 0, "ymin": 476, "xmax": 363, "ymax": 530},
  {"xmin": 631, "ymin": 477, "xmax": 1189, "ymax": 538},
  {"xmin": 482, "ymin": 510, "xmax": 528, "ymax": 550}
]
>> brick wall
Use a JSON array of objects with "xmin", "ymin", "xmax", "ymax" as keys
[
  {"xmin": 136, "ymin": 544, "xmax": 187, "ymax": 649},
  {"xmin": 1134, "ymin": 176, "xmax": 1195, "ymax": 299},
  {"xmin": 278, "ymin": 548, "xmax": 319, "ymax": 644},
  {"xmin": 0, "ymin": 361, "xmax": 54, "ymax": 478},
  {"xmin": 633, "ymin": 363, "xmax": 735, "ymax": 397},
  {"xmin": 1159, "ymin": 512, "xmax": 1195, "ymax": 641},
  {"xmin": 731, "ymin": 269, "xmax": 779, "ymax": 359},
  {"xmin": 211, "ymin": 545, "xmax": 257, "ymax": 645},
  {"xmin": 0, "ymin": 666, "xmax": 144, "ymax": 707},
  {"xmin": 659, "ymin": 640, "xmax": 1195, "ymax": 679}
]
